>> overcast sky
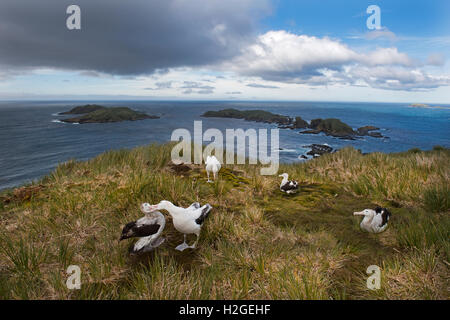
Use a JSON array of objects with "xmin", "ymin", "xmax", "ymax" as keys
[{"xmin": 1, "ymin": 0, "xmax": 449, "ymax": 103}]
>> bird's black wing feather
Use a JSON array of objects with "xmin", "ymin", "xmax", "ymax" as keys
[
  {"xmin": 380, "ymin": 208, "xmax": 391, "ymax": 227},
  {"xmin": 132, "ymin": 223, "xmax": 161, "ymax": 238},
  {"xmin": 281, "ymin": 180, "xmax": 299, "ymax": 192}
]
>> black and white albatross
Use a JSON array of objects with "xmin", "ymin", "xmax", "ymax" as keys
[
  {"xmin": 354, "ymin": 206, "xmax": 391, "ymax": 233},
  {"xmin": 119, "ymin": 203, "xmax": 166, "ymax": 254},
  {"xmin": 279, "ymin": 173, "xmax": 299, "ymax": 194},
  {"xmin": 146, "ymin": 200, "xmax": 212, "ymax": 251}
]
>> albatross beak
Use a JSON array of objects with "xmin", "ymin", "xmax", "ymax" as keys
[
  {"xmin": 353, "ymin": 211, "xmax": 365, "ymax": 216},
  {"xmin": 141, "ymin": 203, "xmax": 158, "ymax": 213}
]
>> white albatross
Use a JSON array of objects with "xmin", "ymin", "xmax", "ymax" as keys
[
  {"xmin": 354, "ymin": 206, "xmax": 391, "ymax": 233},
  {"xmin": 279, "ymin": 173, "xmax": 299, "ymax": 194},
  {"xmin": 146, "ymin": 200, "xmax": 212, "ymax": 251},
  {"xmin": 119, "ymin": 203, "xmax": 166, "ymax": 254},
  {"xmin": 205, "ymin": 155, "xmax": 221, "ymax": 183}
]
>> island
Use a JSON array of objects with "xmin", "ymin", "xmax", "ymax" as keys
[
  {"xmin": 201, "ymin": 108, "xmax": 291, "ymax": 125},
  {"xmin": 202, "ymin": 108, "xmax": 386, "ymax": 139},
  {"xmin": 300, "ymin": 118, "xmax": 356, "ymax": 139},
  {"xmin": 60, "ymin": 104, "xmax": 106, "ymax": 115},
  {"xmin": 409, "ymin": 103, "xmax": 450, "ymax": 110},
  {"xmin": 60, "ymin": 106, "xmax": 159, "ymax": 124}
]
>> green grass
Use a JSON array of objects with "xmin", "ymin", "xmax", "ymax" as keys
[{"xmin": 0, "ymin": 144, "xmax": 448, "ymax": 299}]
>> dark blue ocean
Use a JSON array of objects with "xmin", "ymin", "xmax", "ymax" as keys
[{"xmin": 0, "ymin": 100, "xmax": 449, "ymax": 190}]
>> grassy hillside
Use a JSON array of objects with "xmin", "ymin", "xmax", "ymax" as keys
[{"xmin": 0, "ymin": 144, "xmax": 448, "ymax": 299}]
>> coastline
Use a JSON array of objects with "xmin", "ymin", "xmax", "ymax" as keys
[{"xmin": 1, "ymin": 101, "xmax": 449, "ymax": 191}]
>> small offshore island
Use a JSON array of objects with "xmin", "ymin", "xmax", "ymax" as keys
[
  {"xmin": 60, "ymin": 104, "xmax": 159, "ymax": 124},
  {"xmin": 202, "ymin": 108, "xmax": 385, "ymax": 140},
  {"xmin": 409, "ymin": 103, "xmax": 450, "ymax": 110}
]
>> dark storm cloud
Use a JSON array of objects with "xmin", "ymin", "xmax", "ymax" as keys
[{"xmin": 0, "ymin": 0, "xmax": 270, "ymax": 75}]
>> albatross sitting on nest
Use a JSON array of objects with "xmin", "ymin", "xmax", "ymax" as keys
[
  {"xmin": 279, "ymin": 173, "xmax": 299, "ymax": 194},
  {"xmin": 354, "ymin": 206, "xmax": 391, "ymax": 233},
  {"xmin": 119, "ymin": 203, "xmax": 166, "ymax": 254},
  {"xmin": 205, "ymin": 155, "xmax": 221, "ymax": 183},
  {"xmin": 146, "ymin": 200, "xmax": 212, "ymax": 251}
]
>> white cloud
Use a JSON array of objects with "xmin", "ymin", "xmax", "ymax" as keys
[
  {"xmin": 365, "ymin": 27, "xmax": 397, "ymax": 41},
  {"xmin": 427, "ymin": 53, "xmax": 446, "ymax": 66},
  {"xmin": 225, "ymin": 30, "xmax": 450, "ymax": 91},
  {"xmin": 229, "ymin": 31, "xmax": 357, "ymax": 80},
  {"xmin": 361, "ymin": 48, "xmax": 415, "ymax": 67},
  {"xmin": 347, "ymin": 66, "xmax": 450, "ymax": 91}
]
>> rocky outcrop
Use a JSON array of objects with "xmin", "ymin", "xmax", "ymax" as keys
[
  {"xmin": 303, "ymin": 144, "xmax": 334, "ymax": 157},
  {"xmin": 202, "ymin": 109, "xmax": 388, "ymax": 140},
  {"xmin": 356, "ymin": 126, "xmax": 384, "ymax": 138}
]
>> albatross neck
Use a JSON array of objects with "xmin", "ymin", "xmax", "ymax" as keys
[{"xmin": 159, "ymin": 201, "xmax": 184, "ymax": 217}]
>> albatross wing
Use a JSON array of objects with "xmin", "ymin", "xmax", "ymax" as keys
[{"xmin": 195, "ymin": 204, "xmax": 212, "ymax": 225}]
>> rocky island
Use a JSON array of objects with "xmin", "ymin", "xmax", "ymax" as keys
[
  {"xmin": 202, "ymin": 108, "xmax": 291, "ymax": 125},
  {"xmin": 409, "ymin": 103, "xmax": 450, "ymax": 110},
  {"xmin": 202, "ymin": 108, "xmax": 386, "ymax": 139},
  {"xmin": 60, "ymin": 105, "xmax": 159, "ymax": 124},
  {"xmin": 300, "ymin": 118, "xmax": 356, "ymax": 139},
  {"xmin": 59, "ymin": 104, "xmax": 106, "ymax": 115}
]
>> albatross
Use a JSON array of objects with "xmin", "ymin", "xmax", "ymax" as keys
[
  {"xmin": 146, "ymin": 200, "xmax": 212, "ymax": 251},
  {"xmin": 119, "ymin": 203, "xmax": 166, "ymax": 254},
  {"xmin": 354, "ymin": 206, "xmax": 391, "ymax": 233},
  {"xmin": 279, "ymin": 173, "xmax": 299, "ymax": 194},
  {"xmin": 205, "ymin": 155, "xmax": 221, "ymax": 183}
]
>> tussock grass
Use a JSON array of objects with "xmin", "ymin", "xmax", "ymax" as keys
[{"xmin": 0, "ymin": 144, "xmax": 448, "ymax": 300}]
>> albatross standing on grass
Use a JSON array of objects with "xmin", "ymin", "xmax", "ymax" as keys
[
  {"xmin": 146, "ymin": 200, "xmax": 212, "ymax": 251},
  {"xmin": 354, "ymin": 206, "xmax": 391, "ymax": 233},
  {"xmin": 205, "ymin": 155, "xmax": 221, "ymax": 183},
  {"xmin": 119, "ymin": 203, "xmax": 166, "ymax": 254},
  {"xmin": 279, "ymin": 173, "xmax": 299, "ymax": 194}
]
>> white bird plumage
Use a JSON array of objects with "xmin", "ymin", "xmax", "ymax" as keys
[
  {"xmin": 205, "ymin": 155, "xmax": 221, "ymax": 183},
  {"xmin": 279, "ymin": 173, "xmax": 299, "ymax": 194},
  {"xmin": 119, "ymin": 203, "xmax": 166, "ymax": 254},
  {"xmin": 146, "ymin": 200, "xmax": 212, "ymax": 251},
  {"xmin": 354, "ymin": 207, "xmax": 391, "ymax": 233}
]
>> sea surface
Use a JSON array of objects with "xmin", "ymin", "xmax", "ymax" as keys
[{"xmin": 0, "ymin": 100, "xmax": 449, "ymax": 190}]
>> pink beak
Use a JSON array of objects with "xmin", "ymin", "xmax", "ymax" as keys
[
  {"xmin": 353, "ymin": 211, "xmax": 366, "ymax": 216},
  {"xmin": 141, "ymin": 203, "xmax": 158, "ymax": 213}
]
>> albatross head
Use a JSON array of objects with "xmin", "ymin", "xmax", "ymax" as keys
[
  {"xmin": 279, "ymin": 173, "xmax": 289, "ymax": 179},
  {"xmin": 353, "ymin": 209, "xmax": 375, "ymax": 218},
  {"xmin": 141, "ymin": 200, "xmax": 173, "ymax": 213}
]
